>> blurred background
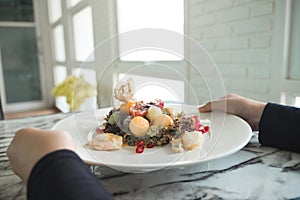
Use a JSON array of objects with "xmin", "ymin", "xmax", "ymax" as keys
[{"xmin": 0, "ymin": 0, "xmax": 299, "ymax": 119}]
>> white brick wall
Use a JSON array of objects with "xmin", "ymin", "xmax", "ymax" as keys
[
  {"xmin": 233, "ymin": 18, "xmax": 272, "ymax": 35},
  {"xmin": 216, "ymin": 37, "xmax": 248, "ymax": 50},
  {"xmin": 187, "ymin": 0, "xmax": 276, "ymax": 102},
  {"xmin": 204, "ymin": 0, "xmax": 233, "ymax": 12}
]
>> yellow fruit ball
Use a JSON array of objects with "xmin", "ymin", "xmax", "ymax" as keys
[
  {"xmin": 129, "ymin": 116, "xmax": 150, "ymax": 137},
  {"xmin": 152, "ymin": 114, "xmax": 174, "ymax": 127},
  {"xmin": 146, "ymin": 106, "xmax": 163, "ymax": 121},
  {"xmin": 119, "ymin": 102, "xmax": 134, "ymax": 114},
  {"xmin": 120, "ymin": 103, "xmax": 129, "ymax": 114}
]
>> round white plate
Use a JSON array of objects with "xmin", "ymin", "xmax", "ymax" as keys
[{"xmin": 52, "ymin": 105, "xmax": 252, "ymax": 172}]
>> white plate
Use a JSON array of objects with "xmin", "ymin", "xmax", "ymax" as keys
[{"xmin": 52, "ymin": 105, "xmax": 252, "ymax": 172}]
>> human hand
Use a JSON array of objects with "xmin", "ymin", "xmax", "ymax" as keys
[
  {"xmin": 6, "ymin": 127, "xmax": 76, "ymax": 184},
  {"xmin": 198, "ymin": 94, "xmax": 266, "ymax": 131}
]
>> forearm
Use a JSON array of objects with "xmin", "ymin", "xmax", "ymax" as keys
[
  {"xmin": 259, "ymin": 103, "xmax": 300, "ymax": 153},
  {"xmin": 27, "ymin": 150, "xmax": 113, "ymax": 200}
]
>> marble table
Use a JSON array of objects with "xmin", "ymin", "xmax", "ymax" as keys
[{"xmin": 1, "ymin": 113, "xmax": 300, "ymax": 200}]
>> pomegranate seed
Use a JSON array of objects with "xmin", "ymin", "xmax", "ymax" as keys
[
  {"xmin": 200, "ymin": 126, "xmax": 209, "ymax": 134},
  {"xmin": 203, "ymin": 126, "xmax": 209, "ymax": 132},
  {"xmin": 146, "ymin": 142, "xmax": 154, "ymax": 148},
  {"xmin": 136, "ymin": 145, "xmax": 144, "ymax": 153},
  {"xmin": 137, "ymin": 140, "xmax": 144, "ymax": 146}
]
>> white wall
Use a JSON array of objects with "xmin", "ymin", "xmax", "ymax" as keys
[{"xmin": 187, "ymin": 0, "xmax": 281, "ymax": 102}]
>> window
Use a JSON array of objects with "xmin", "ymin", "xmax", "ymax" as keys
[
  {"xmin": 47, "ymin": 0, "xmax": 62, "ymax": 24},
  {"xmin": 67, "ymin": 0, "xmax": 82, "ymax": 8},
  {"xmin": 116, "ymin": 0, "xmax": 184, "ymax": 61},
  {"xmin": 53, "ymin": 25, "xmax": 66, "ymax": 62},
  {"xmin": 287, "ymin": 0, "xmax": 300, "ymax": 80},
  {"xmin": 72, "ymin": 6, "xmax": 95, "ymax": 62},
  {"xmin": 44, "ymin": 0, "xmax": 187, "ymax": 109},
  {"xmin": 276, "ymin": 0, "xmax": 300, "ymax": 106},
  {"xmin": 0, "ymin": 0, "xmax": 46, "ymax": 112},
  {"xmin": 114, "ymin": 0, "xmax": 186, "ymax": 105},
  {"xmin": 0, "ymin": 27, "xmax": 41, "ymax": 103},
  {"xmin": 0, "ymin": 0, "xmax": 34, "ymax": 22},
  {"xmin": 47, "ymin": 1, "xmax": 97, "ymax": 112}
]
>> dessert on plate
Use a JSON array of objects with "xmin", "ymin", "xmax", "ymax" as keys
[{"xmin": 85, "ymin": 79, "xmax": 210, "ymax": 154}]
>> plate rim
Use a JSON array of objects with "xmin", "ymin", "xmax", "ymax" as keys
[{"xmin": 51, "ymin": 106, "xmax": 252, "ymax": 170}]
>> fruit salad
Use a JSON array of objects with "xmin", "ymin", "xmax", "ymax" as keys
[{"xmin": 85, "ymin": 79, "xmax": 209, "ymax": 153}]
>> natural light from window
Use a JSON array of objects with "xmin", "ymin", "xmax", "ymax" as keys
[
  {"xmin": 118, "ymin": 74, "xmax": 184, "ymax": 103},
  {"xmin": 72, "ymin": 6, "xmax": 95, "ymax": 62},
  {"xmin": 116, "ymin": 0, "xmax": 184, "ymax": 61}
]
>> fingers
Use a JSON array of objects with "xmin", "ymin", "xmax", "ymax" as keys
[
  {"xmin": 198, "ymin": 94, "xmax": 241, "ymax": 113},
  {"xmin": 199, "ymin": 99, "xmax": 227, "ymax": 113},
  {"xmin": 198, "ymin": 102, "xmax": 212, "ymax": 112}
]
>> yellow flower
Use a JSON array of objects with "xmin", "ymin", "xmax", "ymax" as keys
[{"xmin": 52, "ymin": 75, "xmax": 96, "ymax": 111}]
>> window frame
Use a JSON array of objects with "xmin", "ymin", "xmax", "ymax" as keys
[{"xmin": 271, "ymin": 0, "xmax": 300, "ymax": 105}]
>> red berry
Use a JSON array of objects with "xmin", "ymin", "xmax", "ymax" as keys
[{"xmin": 136, "ymin": 145, "xmax": 144, "ymax": 153}]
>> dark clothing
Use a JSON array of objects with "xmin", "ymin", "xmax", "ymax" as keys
[
  {"xmin": 27, "ymin": 150, "xmax": 114, "ymax": 200},
  {"xmin": 259, "ymin": 103, "xmax": 300, "ymax": 153}
]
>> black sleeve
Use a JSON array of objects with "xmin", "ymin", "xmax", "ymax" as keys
[
  {"xmin": 27, "ymin": 149, "xmax": 114, "ymax": 200},
  {"xmin": 258, "ymin": 103, "xmax": 300, "ymax": 153}
]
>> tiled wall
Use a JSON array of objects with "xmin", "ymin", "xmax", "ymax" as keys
[{"xmin": 187, "ymin": 0, "xmax": 276, "ymax": 102}]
